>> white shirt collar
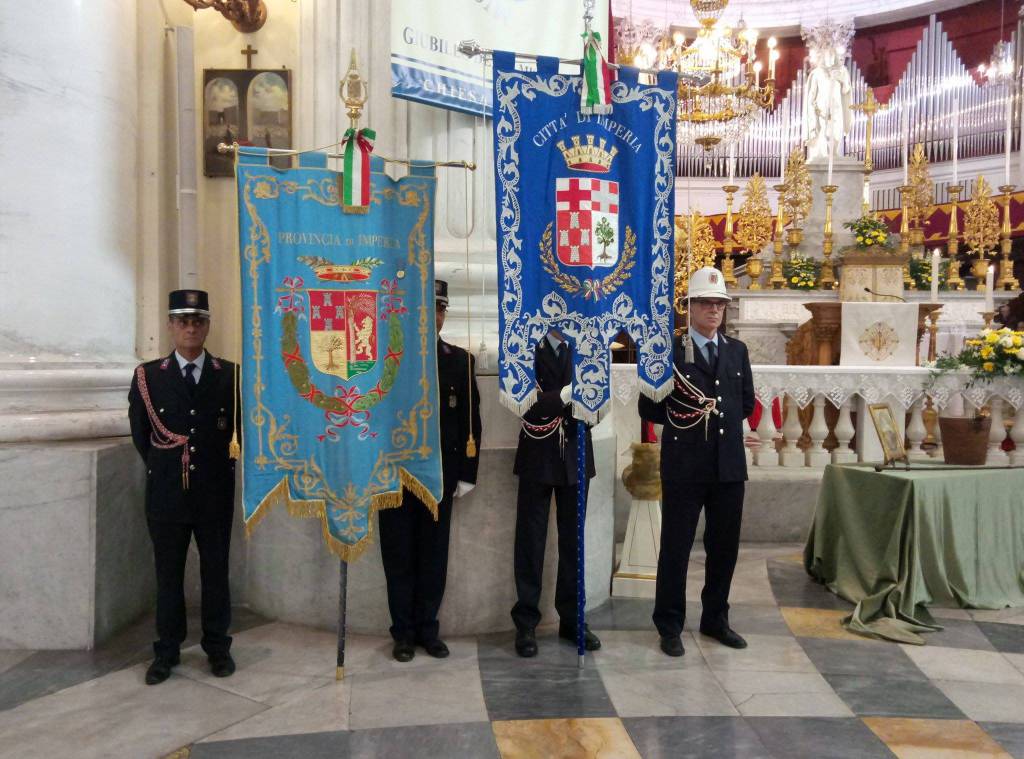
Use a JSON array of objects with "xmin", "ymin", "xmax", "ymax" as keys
[
  {"xmin": 688, "ymin": 328, "xmax": 720, "ymax": 350},
  {"xmin": 175, "ymin": 350, "xmax": 206, "ymax": 371},
  {"xmin": 545, "ymin": 333, "xmax": 564, "ymax": 352}
]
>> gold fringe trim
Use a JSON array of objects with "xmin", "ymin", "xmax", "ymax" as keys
[
  {"xmin": 465, "ymin": 434, "xmax": 477, "ymax": 459},
  {"xmin": 336, "ymin": 666, "xmax": 345, "ymax": 680},
  {"xmin": 243, "ymin": 467, "xmax": 442, "ymax": 560},
  {"xmin": 639, "ymin": 375, "xmax": 674, "ymax": 404}
]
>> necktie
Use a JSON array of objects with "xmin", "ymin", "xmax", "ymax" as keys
[
  {"xmin": 184, "ymin": 363, "xmax": 198, "ymax": 388},
  {"xmin": 706, "ymin": 341, "xmax": 718, "ymax": 372}
]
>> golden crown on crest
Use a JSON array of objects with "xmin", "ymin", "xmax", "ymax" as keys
[{"xmin": 556, "ymin": 135, "xmax": 618, "ymax": 173}]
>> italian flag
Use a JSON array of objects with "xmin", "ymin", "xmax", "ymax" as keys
[
  {"xmin": 342, "ymin": 127, "xmax": 376, "ymax": 213},
  {"xmin": 581, "ymin": 31, "xmax": 613, "ymax": 115}
]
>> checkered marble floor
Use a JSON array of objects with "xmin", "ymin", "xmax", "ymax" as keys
[{"xmin": 2, "ymin": 543, "xmax": 1024, "ymax": 758}]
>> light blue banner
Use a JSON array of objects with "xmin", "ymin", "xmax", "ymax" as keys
[{"xmin": 236, "ymin": 149, "xmax": 442, "ymax": 560}]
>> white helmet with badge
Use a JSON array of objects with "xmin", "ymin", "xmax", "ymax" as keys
[{"xmin": 688, "ymin": 266, "xmax": 731, "ymax": 301}]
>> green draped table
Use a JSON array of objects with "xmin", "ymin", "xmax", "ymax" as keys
[{"xmin": 804, "ymin": 462, "xmax": 1024, "ymax": 644}]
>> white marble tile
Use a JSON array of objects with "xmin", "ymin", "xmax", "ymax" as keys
[
  {"xmin": 593, "ymin": 631, "xmax": 737, "ymax": 717},
  {"xmin": 0, "ymin": 664, "xmax": 265, "ymax": 758},
  {"xmin": 899, "ymin": 646, "xmax": 1024, "ymax": 686},
  {"xmin": 932, "ymin": 680, "xmax": 1024, "ymax": 723},
  {"xmin": 969, "ymin": 608, "xmax": 1024, "ymax": 625},
  {"xmin": 1002, "ymin": 653, "xmax": 1024, "ymax": 678},
  {"xmin": 928, "ymin": 606, "xmax": 974, "ymax": 620},
  {"xmin": 727, "ymin": 559, "xmax": 777, "ymax": 606},
  {"xmin": 198, "ymin": 680, "xmax": 351, "ymax": 743},
  {"xmin": 347, "ymin": 664, "xmax": 489, "ymax": 729},
  {"xmin": 176, "ymin": 622, "xmax": 337, "ymax": 705},
  {"xmin": 713, "ymin": 670, "xmax": 854, "ymax": 717},
  {"xmin": 695, "ymin": 633, "xmax": 818, "ymax": 674}
]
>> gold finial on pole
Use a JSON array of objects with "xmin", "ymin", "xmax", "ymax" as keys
[{"xmin": 340, "ymin": 49, "xmax": 368, "ymax": 131}]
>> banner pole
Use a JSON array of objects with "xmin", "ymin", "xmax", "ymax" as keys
[
  {"xmin": 576, "ymin": 418, "xmax": 587, "ymax": 668},
  {"xmin": 336, "ymin": 559, "xmax": 348, "ymax": 680}
]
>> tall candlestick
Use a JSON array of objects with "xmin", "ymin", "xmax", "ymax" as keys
[
  {"xmin": 728, "ymin": 143, "xmax": 735, "ymax": 185},
  {"xmin": 1006, "ymin": 92, "xmax": 1014, "ymax": 186},
  {"xmin": 985, "ymin": 265, "xmax": 995, "ymax": 311},
  {"xmin": 827, "ymin": 140, "xmax": 834, "ymax": 186},
  {"xmin": 930, "ymin": 248, "xmax": 940, "ymax": 302},
  {"xmin": 780, "ymin": 111, "xmax": 788, "ymax": 184},
  {"xmin": 952, "ymin": 97, "xmax": 959, "ymax": 187}
]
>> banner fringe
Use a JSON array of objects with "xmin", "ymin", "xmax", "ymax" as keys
[
  {"xmin": 639, "ymin": 375, "xmax": 673, "ymax": 403},
  {"xmin": 243, "ymin": 469, "xmax": 441, "ymax": 561},
  {"xmin": 499, "ymin": 387, "xmax": 539, "ymax": 419}
]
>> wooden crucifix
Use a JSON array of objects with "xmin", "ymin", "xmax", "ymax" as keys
[{"xmin": 241, "ymin": 43, "xmax": 258, "ymax": 69}]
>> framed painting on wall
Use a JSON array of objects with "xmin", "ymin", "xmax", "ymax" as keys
[{"xmin": 202, "ymin": 68, "xmax": 292, "ymax": 177}]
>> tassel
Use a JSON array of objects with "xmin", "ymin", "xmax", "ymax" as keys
[
  {"xmin": 465, "ymin": 433, "xmax": 477, "ymax": 459},
  {"xmin": 580, "ymin": 31, "xmax": 613, "ymax": 115},
  {"xmin": 341, "ymin": 127, "xmax": 376, "ymax": 214},
  {"xmin": 684, "ymin": 333, "xmax": 695, "ymax": 364},
  {"xmin": 229, "ymin": 361, "xmax": 240, "ymax": 460}
]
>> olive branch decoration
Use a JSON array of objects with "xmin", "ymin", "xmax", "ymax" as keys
[{"xmin": 539, "ymin": 222, "xmax": 637, "ymax": 300}]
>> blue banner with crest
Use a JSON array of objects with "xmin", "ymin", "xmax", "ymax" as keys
[
  {"xmin": 492, "ymin": 53, "xmax": 678, "ymax": 423},
  {"xmin": 236, "ymin": 149, "xmax": 442, "ymax": 560}
]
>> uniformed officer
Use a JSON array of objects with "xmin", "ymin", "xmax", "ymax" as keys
[
  {"xmin": 638, "ymin": 267, "xmax": 755, "ymax": 657},
  {"xmin": 378, "ymin": 279, "xmax": 482, "ymax": 662},
  {"xmin": 128, "ymin": 290, "xmax": 239, "ymax": 685},
  {"xmin": 510, "ymin": 328, "xmax": 601, "ymax": 657}
]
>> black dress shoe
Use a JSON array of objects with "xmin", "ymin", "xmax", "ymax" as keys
[
  {"xmin": 209, "ymin": 653, "xmax": 236, "ymax": 677},
  {"xmin": 558, "ymin": 625, "xmax": 602, "ymax": 651},
  {"xmin": 145, "ymin": 657, "xmax": 178, "ymax": 685},
  {"xmin": 700, "ymin": 625, "xmax": 748, "ymax": 649},
  {"xmin": 515, "ymin": 629, "xmax": 537, "ymax": 658},
  {"xmin": 420, "ymin": 638, "xmax": 450, "ymax": 658},
  {"xmin": 659, "ymin": 635, "xmax": 685, "ymax": 657},
  {"xmin": 392, "ymin": 640, "xmax": 415, "ymax": 662}
]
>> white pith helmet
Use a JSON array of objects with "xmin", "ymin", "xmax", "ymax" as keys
[{"xmin": 688, "ymin": 266, "xmax": 731, "ymax": 301}]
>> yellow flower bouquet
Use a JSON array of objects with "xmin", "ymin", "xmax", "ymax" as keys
[
  {"xmin": 782, "ymin": 255, "xmax": 820, "ymax": 291},
  {"xmin": 843, "ymin": 215, "xmax": 893, "ymax": 249},
  {"xmin": 932, "ymin": 327, "xmax": 1024, "ymax": 384}
]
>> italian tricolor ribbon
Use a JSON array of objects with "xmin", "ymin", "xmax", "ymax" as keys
[
  {"xmin": 580, "ymin": 31, "xmax": 613, "ymax": 115},
  {"xmin": 341, "ymin": 127, "xmax": 376, "ymax": 213}
]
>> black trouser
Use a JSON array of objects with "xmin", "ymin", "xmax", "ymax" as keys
[
  {"xmin": 378, "ymin": 490, "xmax": 454, "ymax": 644},
  {"xmin": 510, "ymin": 478, "xmax": 589, "ymax": 632},
  {"xmin": 653, "ymin": 481, "xmax": 745, "ymax": 638},
  {"xmin": 147, "ymin": 517, "xmax": 233, "ymax": 661}
]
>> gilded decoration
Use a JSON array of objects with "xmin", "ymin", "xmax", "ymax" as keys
[
  {"xmin": 905, "ymin": 143, "xmax": 933, "ymax": 230},
  {"xmin": 963, "ymin": 176, "xmax": 1000, "ymax": 255},
  {"xmin": 858, "ymin": 321, "xmax": 901, "ymax": 361},
  {"xmin": 240, "ymin": 171, "xmax": 438, "ymax": 560},
  {"xmin": 674, "ymin": 209, "xmax": 717, "ymax": 314},
  {"xmin": 781, "ymin": 149, "xmax": 812, "ymax": 229},
  {"xmin": 735, "ymin": 172, "xmax": 773, "ymax": 255}
]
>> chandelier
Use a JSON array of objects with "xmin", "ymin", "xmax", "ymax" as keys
[
  {"xmin": 978, "ymin": 40, "xmax": 1016, "ymax": 87},
  {"xmin": 615, "ymin": 0, "xmax": 777, "ymax": 151}
]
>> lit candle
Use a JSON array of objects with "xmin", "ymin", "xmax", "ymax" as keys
[
  {"xmin": 827, "ymin": 139, "xmax": 834, "ymax": 186},
  {"xmin": 767, "ymin": 37, "xmax": 778, "ymax": 80},
  {"xmin": 952, "ymin": 97, "xmax": 959, "ymax": 186},
  {"xmin": 753, "ymin": 60, "xmax": 762, "ymax": 87},
  {"xmin": 931, "ymin": 248, "xmax": 940, "ymax": 302},
  {"xmin": 985, "ymin": 265, "xmax": 995, "ymax": 312}
]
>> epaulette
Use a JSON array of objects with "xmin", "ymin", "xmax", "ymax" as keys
[
  {"xmin": 159, "ymin": 358, "xmax": 171, "ymax": 370},
  {"xmin": 211, "ymin": 357, "xmax": 222, "ymax": 370}
]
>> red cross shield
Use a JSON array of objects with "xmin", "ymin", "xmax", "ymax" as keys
[{"xmin": 554, "ymin": 178, "xmax": 619, "ymax": 269}]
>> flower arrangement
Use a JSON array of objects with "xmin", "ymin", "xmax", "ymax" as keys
[
  {"xmin": 908, "ymin": 256, "xmax": 947, "ymax": 291},
  {"xmin": 783, "ymin": 255, "xmax": 820, "ymax": 290},
  {"xmin": 932, "ymin": 327, "xmax": 1024, "ymax": 383},
  {"xmin": 843, "ymin": 215, "xmax": 893, "ymax": 249}
]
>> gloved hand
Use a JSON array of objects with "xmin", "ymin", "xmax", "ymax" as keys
[
  {"xmin": 454, "ymin": 481, "xmax": 475, "ymax": 498},
  {"xmin": 559, "ymin": 385, "xmax": 572, "ymax": 405}
]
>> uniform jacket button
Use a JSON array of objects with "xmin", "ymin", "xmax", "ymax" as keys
[
  {"xmin": 158, "ymin": 408, "xmax": 164, "ymax": 413},
  {"xmin": 715, "ymin": 379, "xmax": 720, "ymax": 386},
  {"xmin": 189, "ymin": 464, "xmax": 196, "ymax": 471},
  {"xmin": 720, "ymin": 411, "xmax": 725, "ymax": 418},
  {"xmin": 717, "ymin": 396, "xmax": 723, "ymax": 402},
  {"xmin": 189, "ymin": 446, "xmax": 196, "ymax": 452},
  {"xmin": 719, "ymin": 429, "xmax": 725, "ymax": 435},
  {"xmin": 190, "ymin": 409, "xmax": 197, "ymax": 416},
  {"xmin": 190, "ymin": 428, "xmax": 196, "ymax": 434}
]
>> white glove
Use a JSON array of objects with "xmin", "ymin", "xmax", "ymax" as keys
[
  {"xmin": 559, "ymin": 385, "xmax": 572, "ymax": 405},
  {"xmin": 454, "ymin": 481, "xmax": 475, "ymax": 498}
]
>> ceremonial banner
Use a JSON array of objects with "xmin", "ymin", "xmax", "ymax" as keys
[
  {"xmin": 493, "ymin": 53, "xmax": 678, "ymax": 422},
  {"xmin": 236, "ymin": 149, "xmax": 442, "ymax": 560},
  {"xmin": 390, "ymin": 0, "xmax": 608, "ymax": 116},
  {"xmin": 840, "ymin": 302, "xmax": 919, "ymax": 366}
]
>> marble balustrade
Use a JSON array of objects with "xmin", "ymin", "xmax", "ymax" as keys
[{"xmin": 611, "ymin": 364, "xmax": 1024, "ymax": 468}]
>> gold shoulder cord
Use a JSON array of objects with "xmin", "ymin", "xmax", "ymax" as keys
[
  {"xmin": 229, "ymin": 142, "xmax": 242, "ymax": 460},
  {"xmin": 464, "ymin": 143, "xmax": 477, "ymax": 458}
]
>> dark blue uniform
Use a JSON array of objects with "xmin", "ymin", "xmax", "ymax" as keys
[
  {"xmin": 639, "ymin": 333, "xmax": 755, "ymax": 638},
  {"xmin": 378, "ymin": 338, "xmax": 482, "ymax": 645},
  {"xmin": 511, "ymin": 339, "xmax": 595, "ymax": 633},
  {"xmin": 128, "ymin": 352, "xmax": 238, "ymax": 662}
]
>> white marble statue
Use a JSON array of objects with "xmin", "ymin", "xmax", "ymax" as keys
[{"xmin": 801, "ymin": 20, "xmax": 855, "ymax": 162}]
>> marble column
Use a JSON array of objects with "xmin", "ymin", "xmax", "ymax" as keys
[{"xmin": 0, "ymin": 0, "xmax": 140, "ymax": 442}]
